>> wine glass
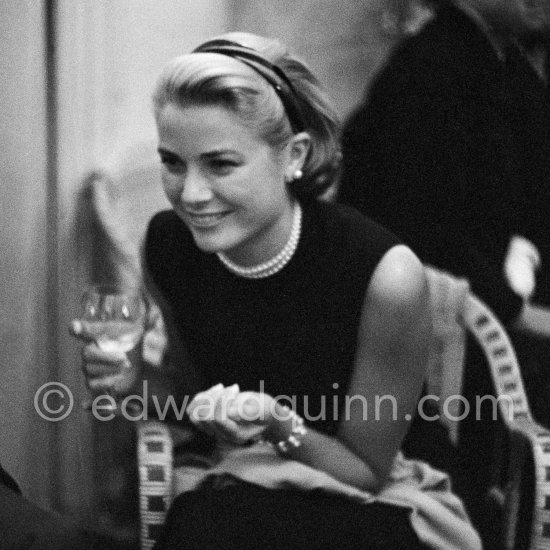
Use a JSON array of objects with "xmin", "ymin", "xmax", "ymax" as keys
[{"xmin": 80, "ymin": 284, "xmax": 147, "ymax": 411}]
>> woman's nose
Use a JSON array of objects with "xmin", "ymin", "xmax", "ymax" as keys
[{"xmin": 181, "ymin": 173, "xmax": 214, "ymax": 204}]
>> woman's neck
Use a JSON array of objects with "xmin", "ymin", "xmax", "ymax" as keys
[{"xmin": 216, "ymin": 202, "xmax": 302, "ymax": 279}]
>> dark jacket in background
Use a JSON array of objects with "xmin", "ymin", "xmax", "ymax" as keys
[
  {"xmin": 338, "ymin": 6, "xmax": 550, "ymax": 545},
  {"xmin": 338, "ymin": 1, "xmax": 550, "ymax": 323}
]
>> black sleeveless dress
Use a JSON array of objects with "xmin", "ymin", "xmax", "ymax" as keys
[{"xmin": 145, "ymin": 200, "xmax": 428, "ymax": 550}]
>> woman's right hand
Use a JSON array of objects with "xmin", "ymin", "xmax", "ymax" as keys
[
  {"xmin": 186, "ymin": 384, "xmax": 277, "ymax": 446},
  {"xmin": 69, "ymin": 319, "xmax": 143, "ymax": 402}
]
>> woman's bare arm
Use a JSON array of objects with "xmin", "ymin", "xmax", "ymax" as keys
[{"xmin": 264, "ymin": 245, "xmax": 431, "ymax": 491}]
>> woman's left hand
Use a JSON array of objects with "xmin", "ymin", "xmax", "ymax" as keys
[{"xmin": 186, "ymin": 384, "xmax": 277, "ymax": 445}]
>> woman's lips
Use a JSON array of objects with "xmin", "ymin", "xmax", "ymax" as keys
[{"xmin": 184, "ymin": 210, "xmax": 231, "ymax": 228}]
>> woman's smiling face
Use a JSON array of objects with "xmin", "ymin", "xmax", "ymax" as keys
[{"xmin": 157, "ymin": 102, "xmax": 297, "ymax": 265}]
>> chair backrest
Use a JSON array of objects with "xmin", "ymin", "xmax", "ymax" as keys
[
  {"xmin": 89, "ymin": 142, "xmax": 170, "ymax": 288},
  {"xmin": 424, "ymin": 265, "xmax": 550, "ymax": 550},
  {"xmin": 137, "ymin": 421, "xmax": 174, "ymax": 550},
  {"xmin": 461, "ymin": 293, "xmax": 550, "ymax": 550}
]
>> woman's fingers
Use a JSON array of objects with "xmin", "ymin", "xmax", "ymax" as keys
[
  {"xmin": 187, "ymin": 384, "xmax": 243, "ymax": 438},
  {"xmin": 84, "ymin": 361, "xmax": 130, "ymax": 378},
  {"xmin": 187, "ymin": 386, "xmax": 268, "ymax": 423},
  {"xmin": 69, "ymin": 319, "xmax": 98, "ymax": 343},
  {"xmin": 72, "ymin": 320, "xmax": 142, "ymax": 400},
  {"xmin": 186, "ymin": 384, "xmax": 223, "ymax": 424},
  {"xmin": 87, "ymin": 373, "xmax": 122, "ymax": 392},
  {"xmin": 186, "ymin": 385, "xmax": 272, "ymax": 444},
  {"xmin": 229, "ymin": 391, "xmax": 268, "ymax": 423},
  {"xmin": 81, "ymin": 343, "xmax": 129, "ymax": 379},
  {"xmin": 215, "ymin": 384, "xmax": 239, "ymax": 420},
  {"xmin": 79, "ymin": 341, "xmax": 132, "ymax": 398},
  {"xmin": 81, "ymin": 342, "xmax": 128, "ymax": 363}
]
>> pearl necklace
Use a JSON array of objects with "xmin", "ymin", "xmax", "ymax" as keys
[{"xmin": 217, "ymin": 203, "xmax": 302, "ymax": 279}]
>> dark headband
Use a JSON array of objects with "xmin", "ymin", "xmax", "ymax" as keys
[{"xmin": 192, "ymin": 39, "xmax": 305, "ymax": 132}]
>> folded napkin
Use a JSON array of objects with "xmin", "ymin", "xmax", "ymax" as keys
[{"xmin": 424, "ymin": 266, "xmax": 470, "ymax": 444}]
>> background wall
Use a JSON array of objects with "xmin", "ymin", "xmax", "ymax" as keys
[
  {"xmin": 232, "ymin": 0, "xmax": 396, "ymax": 119},
  {"xmin": 0, "ymin": 0, "xmax": 405, "ymax": 527},
  {"xmin": 53, "ymin": 0, "xmax": 235, "ymax": 526},
  {"xmin": 0, "ymin": 0, "xmax": 55, "ymax": 506}
]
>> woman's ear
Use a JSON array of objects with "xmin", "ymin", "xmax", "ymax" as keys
[{"xmin": 285, "ymin": 132, "xmax": 311, "ymax": 181}]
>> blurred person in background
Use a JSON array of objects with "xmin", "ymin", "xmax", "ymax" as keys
[
  {"xmin": 337, "ymin": 0, "xmax": 550, "ymax": 544},
  {"xmin": 339, "ymin": 0, "xmax": 550, "ymax": 422}
]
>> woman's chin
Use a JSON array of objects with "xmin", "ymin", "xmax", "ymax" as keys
[
  {"xmin": 187, "ymin": 224, "xmax": 247, "ymax": 257},
  {"xmin": 190, "ymin": 232, "xmax": 230, "ymax": 255},
  {"xmin": 192, "ymin": 238, "xmax": 223, "ymax": 254}
]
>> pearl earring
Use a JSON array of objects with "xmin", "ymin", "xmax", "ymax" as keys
[{"xmin": 293, "ymin": 169, "xmax": 303, "ymax": 180}]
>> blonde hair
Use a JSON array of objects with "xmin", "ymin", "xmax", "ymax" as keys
[{"xmin": 152, "ymin": 32, "xmax": 341, "ymax": 200}]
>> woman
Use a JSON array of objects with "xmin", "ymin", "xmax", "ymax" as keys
[{"xmin": 74, "ymin": 32, "xmax": 481, "ymax": 550}]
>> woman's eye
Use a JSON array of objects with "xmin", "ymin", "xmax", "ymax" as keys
[
  {"xmin": 160, "ymin": 154, "xmax": 185, "ymax": 173},
  {"xmin": 209, "ymin": 159, "xmax": 239, "ymax": 174}
]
